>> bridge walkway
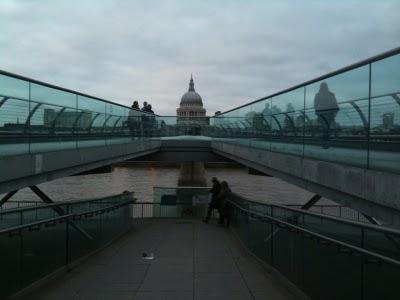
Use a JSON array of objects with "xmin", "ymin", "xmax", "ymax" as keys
[{"xmin": 25, "ymin": 219, "xmax": 300, "ymax": 300}]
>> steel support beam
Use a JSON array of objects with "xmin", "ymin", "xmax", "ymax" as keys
[
  {"xmin": 0, "ymin": 190, "xmax": 18, "ymax": 207},
  {"xmin": 283, "ymin": 113, "xmax": 296, "ymax": 134},
  {"xmin": 0, "ymin": 96, "xmax": 10, "ymax": 110},
  {"xmin": 262, "ymin": 116, "xmax": 271, "ymax": 130},
  {"xmin": 392, "ymin": 93, "xmax": 400, "ymax": 106},
  {"xmin": 270, "ymin": 115, "xmax": 283, "ymax": 133},
  {"xmin": 30, "ymin": 185, "xmax": 57, "ymax": 204},
  {"xmin": 362, "ymin": 213, "xmax": 380, "ymax": 225},
  {"xmin": 72, "ymin": 111, "xmax": 86, "ymax": 132},
  {"xmin": 286, "ymin": 194, "xmax": 322, "ymax": 225},
  {"xmin": 24, "ymin": 102, "xmax": 42, "ymax": 133},
  {"xmin": 29, "ymin": 186, "xmax": 93, "ymax": 240},
  {"xmin": 301, "ymin": 111, "xmax": 314, "ymax": 136},
  {"xmin": 111, "ymin": 116, "xmax": 122, "ymax": 133},
  {"xmin": 349, "ymin": 101, "xmax": 368, "ymax": 132},
  {"xmin": 50, "ymin": 107, "xmax": 66, "ymax": 132},
  {"xmin": 102, "ymin": 114, "xmax": 113, "ymax": 132},
  {"xmin": 361, "ymin": 212, "xmax": 400, "ymax": 252},
  {"xmin": 301, "ymin": 194, "xmax": 322, "ymax": 210},
  {"xmin": 87, "ymin": 113, "xmax": 101, "ymax": 133}
]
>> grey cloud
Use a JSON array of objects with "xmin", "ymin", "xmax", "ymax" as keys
[{"xmin": 0, "ymin": 0, "xmax": 399, "ymax": 115}]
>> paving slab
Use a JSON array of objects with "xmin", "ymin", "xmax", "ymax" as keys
[{"xmin": 25, "ymin": 219, "xmax": 300, "ymax": 300}]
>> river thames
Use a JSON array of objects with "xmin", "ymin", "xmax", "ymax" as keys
[{"xmin": 5, "ymin": 166, "xmax": 332, "ymax": 205}]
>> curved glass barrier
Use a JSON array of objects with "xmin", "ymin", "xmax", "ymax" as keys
[
  {"xmin": 212, "ymin": 51, "xmax": 400, "ymax": 173},
  {"xmin": 0, "ymin": 50, "xmax": 399, "ymax": 174}
]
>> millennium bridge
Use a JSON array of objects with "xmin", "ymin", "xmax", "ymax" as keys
[{"xmin": 0, "ymin": 48, "xmax": 399, "ymax": 299}]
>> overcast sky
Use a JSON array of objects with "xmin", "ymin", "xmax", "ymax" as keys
[{"xmin": 1, "ymin": 0, "xmax": 399, "ymax": 115}]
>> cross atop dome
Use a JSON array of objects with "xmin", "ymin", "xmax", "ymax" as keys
[{"xmin": 189, "ymin": 74, "xmax": 195, "ymax": 92}]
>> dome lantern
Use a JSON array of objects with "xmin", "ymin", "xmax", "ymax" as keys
[
  {"xmin": 188, "ymin": 73, "xmax": 195, "ymax": 92},
  {"xmin": 180, "ymin": 74, "xmax": 203, "ymax": 107}
]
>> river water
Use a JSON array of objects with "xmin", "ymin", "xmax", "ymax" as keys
[{"xmin": 6, "ymin": 166, "xmax": 332, "ymax": 205}]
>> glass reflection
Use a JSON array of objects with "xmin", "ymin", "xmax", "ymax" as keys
[{"xmin": 314, "ymin": 82, "xmax": 339, "ymax": 148}]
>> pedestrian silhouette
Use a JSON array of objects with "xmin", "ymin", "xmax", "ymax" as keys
[
  {"xmin": 313, "ymin": 82, "xmax": 339, "ymax": 148},
  {"xmin": 218, "ymin": 181, "xmax": 232, "ymax": 227},
  {"xmin": 147, "ymin": 104, "xmax": 154, "ymax": 114},
  {"xmin": 262, "ymin": 102, "xmax": 271, "ymax": 116},
  {"xmin": 284, "ymin": 103, "xmax": 295, "ymax": 134},
  {"xmin": 131, "ymin": 100, "xmax": 139, "ymax": 110},
  {"xmin": 203, "ymin": 177, "xmax": 221, "ymax": 224},
  {"xmin": 141, "ymin": 101, "xmax": 148, "ymax": 112}
]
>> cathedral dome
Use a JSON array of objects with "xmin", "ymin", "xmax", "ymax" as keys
[{"xmin": 180, "ymin": 75, "xmax": 203, "ymax": 106}]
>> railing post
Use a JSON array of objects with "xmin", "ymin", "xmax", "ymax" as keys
[
  {"xmin": 19, "ymin": 210, "xmax": 23, "ymax": 225},
  {"xmin": 18, "ymin": 229, "xmax": 23, "ymax": 291},
  {"xmin": 271, "ymin": 223, "xmax": 274, "ymax": 267},
  {"xmin": 99, "ymin": 205, "xmax": 103, "ymax": 244},
  {"xmin": 66, "ymin": 217, "xmax": 70, "ymax": 269},
  {"xmin": 246, "ymin": 211, "xmax": 250, "ymax": 246},
  {"xmin": 361, "ymin": 227, "xmax": 365, "ymax": 299},
  {"xmin": 65, "ymin": 204, "xmax": 70, "ymax": 270}
]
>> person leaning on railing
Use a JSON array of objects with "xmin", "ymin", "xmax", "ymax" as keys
[
  {"xmin": 132, "ymin": 100, "xmax": 140, "ymax": 110},
  {"xmin": 217, "ymin": 181, "xmax": 232, "ymax": 227},
  {"xmin": 203, "ymin": 177, "xmax": 221, "ymax": 224},
  {"xmin": 128, "ymin": 101, "xmax": 141, "ymax": 136}
]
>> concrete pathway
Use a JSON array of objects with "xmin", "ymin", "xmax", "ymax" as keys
[{"xmin": 26, "ymin": 219, "xmax": 301, "ymax": 300}]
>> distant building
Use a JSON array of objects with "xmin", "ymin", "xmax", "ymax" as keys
[
  {"xmin": 176, "ymin": 75, "xmax": 208, "ymax": 135},
  {"xmin": 44, "ymin": 109, "xmax": 92, "ymax": 129}
]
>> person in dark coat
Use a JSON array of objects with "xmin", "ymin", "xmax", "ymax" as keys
[
  {"xmin": 141, "ymin": 101, "xmax": 148, "ymax": 112},
  {"xmin": 132, "ymin": 100, "xmax": 140, "ymax": 110},
  {"xmin": 203, "ymin": 177, "xmax": 221, "ymax": 224},
  {"xmin": 147, "ymin": 104, "xmax": 154, "ymax": 114},
  {"xmin": 314, "ymin": 82, "xmax": 339, "ymax": 148},
  {"xmin": 218, "ymin": 181, "xmax": 232, "ymax": 227},
  {"xmin": 127, "ymin": 101, "xmax": 140, "ymax": 136}
]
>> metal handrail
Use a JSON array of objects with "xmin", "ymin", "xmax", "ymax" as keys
[
  {"xmin": 0, "ymin": 192, "xmax": 134, "ymax": 215},
  {"xmin": 0, "ymin": 93, "xmax": 137, "ymax": 120},
  {"xmin": 153, "ymin": 186, "xmax": 211, "ymax": 189},
  {"xmin": 0, "ymin": 199, "xmax": 133, "ymax": 235},
  {"xmin": 134, "ymin": 201, "xmax": 197, "ymax": 204},
  {"xmin": 0, "ymin": 70, "xmax": 156, "ymax": 115},
  {"xmin": 228, "ymin": 199, "xmax": 400, "ymax": 267},
  {"xmin": 0, "ymin": 215, "xmax": 72, "ymax": 235},
  {"xmin": 4, "ymin": 200, "xmax": 43, "ymax": 204},
  {"xmin": 150, "ymin": 187, "xmax": 399, "ymax": 235},
  {"xmin": 230, "ymin": 193, "xmax": 400, "ymax": 236},
  {"xmin": 211, "ymin": 91, "xmax": 400, "ymax": 121},
  {"xmin": 285, "ymin": 203, "xmax": 342, "ymax": 207},
  {"xmin": 131, "ymin": 199, "xmax": 400, "ymax": 266}
]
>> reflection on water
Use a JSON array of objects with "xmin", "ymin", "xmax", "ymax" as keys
[{"xmin": 5, "ymin": 167, "xmax": 331, "ymax": 205}]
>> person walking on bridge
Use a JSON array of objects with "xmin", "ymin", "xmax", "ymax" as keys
[{"xmin": 203, "ymin": 177, "xmax": 221, "ymax": 224}]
